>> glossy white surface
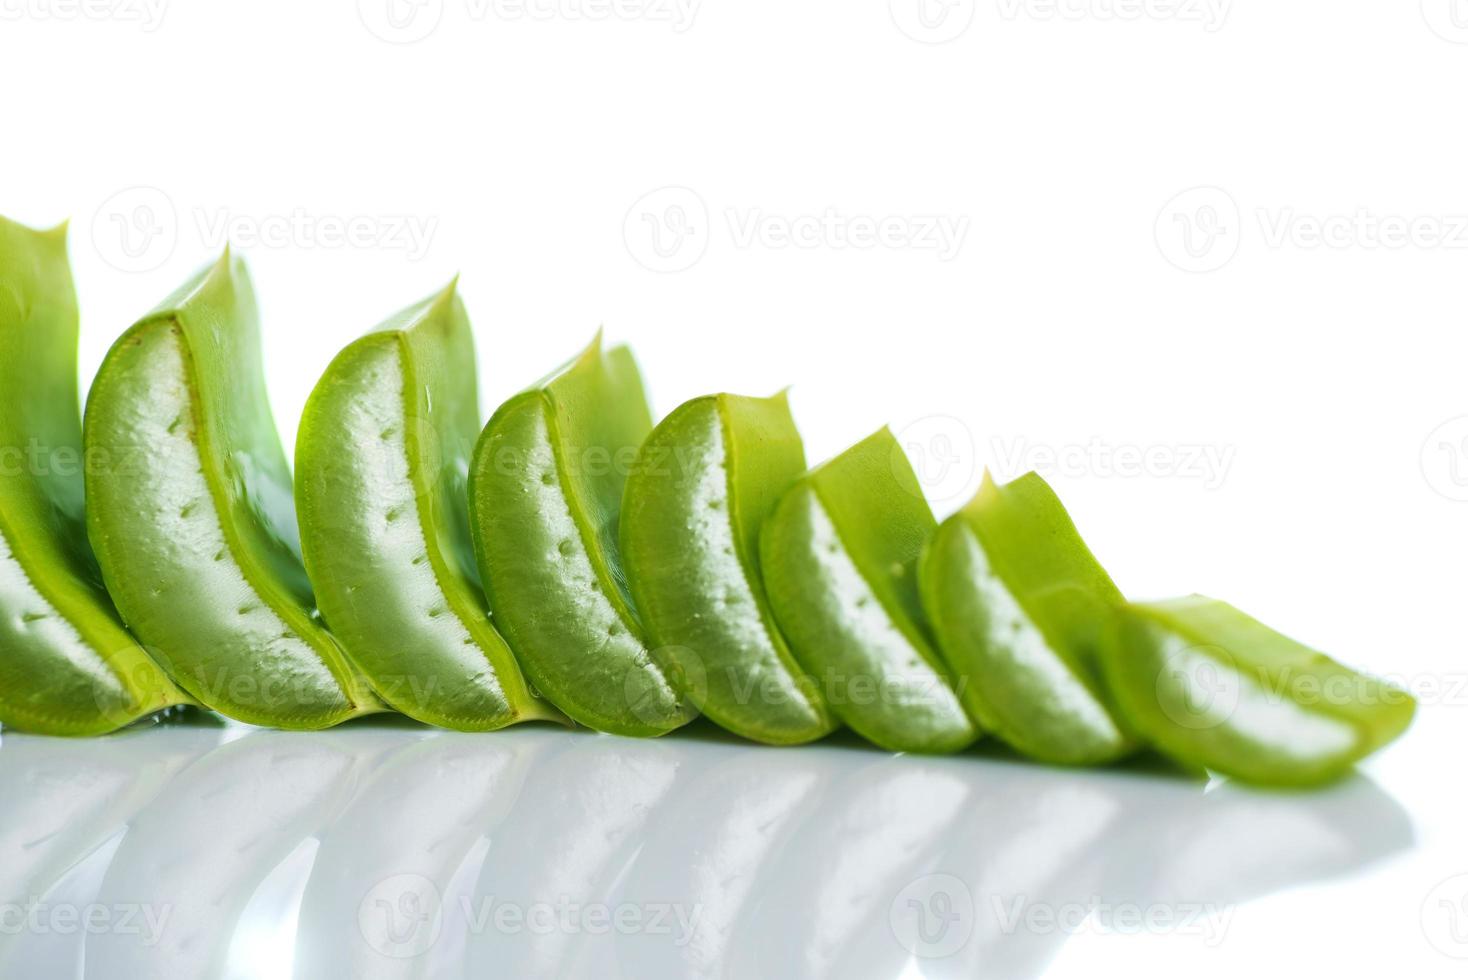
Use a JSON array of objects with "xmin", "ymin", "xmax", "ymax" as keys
[{"xmin": 0, "ymin": 707, "xmax": 1459, "ymax": 980}]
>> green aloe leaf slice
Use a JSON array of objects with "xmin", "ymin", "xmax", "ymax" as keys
[
  {"xmin": 760, "ymin": 427, "xmax": 978, "ymax": 753},
  {"xmin": 295, "ymin": 283, "xmax": 562, "ymax": 730},
  {"xmin": 920, "ymin": 471, "xmax": 1135, "ymax": 764},
  {"xmin": 1101, "ymin": 595, "xmax": 1415, "ymax": 785},
  {"xmin": 468, "ymin": 333, "xmax": 695, "ymax": 736},
  {"xmin": 84, "ymin": 252, "xmax": 382, "ymax": 728},
  {"xmin": 620, "ymin": 391, "xmax": 836, "ymax": 744},
  {"xmin": 0, "ymin": 216, "xmax": 189, "ymax": 735}
]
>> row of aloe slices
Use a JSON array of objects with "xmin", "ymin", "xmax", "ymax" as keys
[{"xmin": 0, "ymin": 220, "xmax": 1415, "ymax": 785}]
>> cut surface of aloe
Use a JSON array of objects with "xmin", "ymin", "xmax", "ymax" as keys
[
  {"xmin": 921, "ymin": 471, "xmax": 1134, "ymax": 765},
  {"xmin": 0, "ymin": 216, "xmax": 189, "ymax": 735},
  {"xmin": 760, "ymin": 428, "xmax": 977, "ymax": 753},
  {"xmin": 296, "ymin": 283, "xmax": 561, "ymax": 731},
  {"xmin": 84, "ymin": 252, "xmax": 381, "ymax": 729},
  {"xmin": 621, "ymin": 392, "xmax": 836, "ymax": 745},
  {"xmin": 1101, "ymin": 595, "xmax": 1415, "ymax": 785},
  {"xmin": 469, "ymin": 334, "xmax": 695, "ymax": 736}
]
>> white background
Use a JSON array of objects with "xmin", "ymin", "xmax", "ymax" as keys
[{"xmin": 3, "ymin": 1, "xmax": 1467, "ymax": 977}]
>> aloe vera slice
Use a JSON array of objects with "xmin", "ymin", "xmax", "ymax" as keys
[
  {"xmin": 760, "ymin": 428, "xmax": 978, "ymax": 753},
  {"xmin": 468, "ymin": 334, "xmax": 695, "ymax": 736},
  {"xmin": 920, "ymin": 471, "xmax": 1134, "ymax": 764},
  {"xmin": 1101, "ymin": 595, "xmax": 1415, "ymax": 785},
  {"xmin": 620, "ymin": 392, "xmax": 836, "ymax": 744},
  {"xmin": 84, "ymin": 252, "xmax": 382, "ymax": 728},
  {"xmin": 0, "ymin": 216, "xmax": 189, "ymax": 735},
  {"xmin": 295, "ymin": 283, "xmax": 561, "ymax": 731}
]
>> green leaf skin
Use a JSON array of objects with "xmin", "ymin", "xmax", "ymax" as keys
[
  {"xmin": 84, "ymin": 252, "xmax": 383, "ymax": 729},
  {"xmin": 0, "ymin": 216, "xmax": 189, "ymax": 735},
  {"xmin": 920, "ymin": 472, "xmax": 1135, "ymax": 765},
  {"xmin": 468, "ymin": 334, "xmax": 696, "ymax": 737},
  {"xmin": 620, "ymin": 392, "xmax": 837, "ymax": 745},
  {"xmin": 295, "ymin": 283, "xmax": 562, "ymax": 731},
  {"xmin": 1101, "ymin": 595, "xmax": 1416, "ymax": 786},
  {"xmin": 760, "ymin": 428, "xmax": 978, "ymax": 753}
]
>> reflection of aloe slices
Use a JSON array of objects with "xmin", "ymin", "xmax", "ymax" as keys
[
  {"xmin": 745, "ymin": 759, "xmax": 970, "ymax": 978},
  {"xmin": 621, "ymin": 392, "xmax": 835, "ymax": 745},
  {"xmin": 0, "ymin": 217, "xmax": 189, "ymax": 734},
  {"xmin": 1097, "ymin": 770, "xmax": 1412, "ymax": 920},
  {"xmin": 467, "ymin": 739, "xmax": 683, "ymax": 976},
  {"xmin": 925, "ymin": 765, "xmax": 1123, "ymax": 980},
  {"xmin": 84, "ymin": 253, "xmax": 382, "ymax": 728},
  {"xmin": 761, "ymin": 428, "xmax": 977, "ymax": 753},
  {"xmin": 613, "ymin": 749, "xmax": 826, "ymax": 979},
  {"xmin": 1102, "ymin": 596, "xmax": 1416, "ymax": 786},
  {"xmin": 296, "ymin": 284, "xmax": 561, "ymax": 731},
  {"xmin": 294, "ymin": 731, "xmax": 544, "ymax": 973},
  {"xmin": 921, "ymin": 472, "xmax": 1134, "ymax": 765},
  {"xmin": 0, "ymin": 726, "xmax": 219, "ymax": 973},
  {"xmin": 469, "ymin": 334, "xmax": 694, "ymax": 737},
  {"xmin": 84, "ymin": 732, "xmax": 361, "ymax": 978}
]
